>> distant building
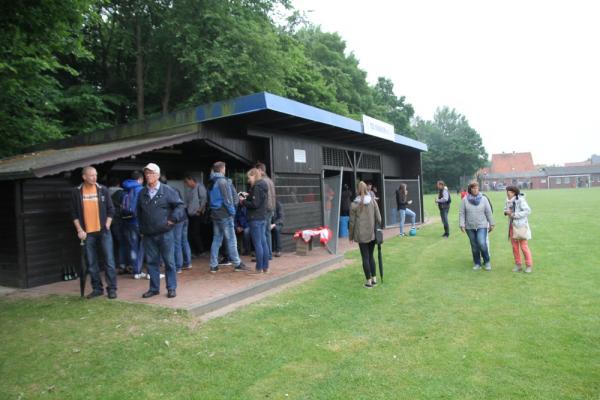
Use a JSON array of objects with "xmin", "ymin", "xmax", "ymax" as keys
[
  {"xmin": 479, "ymin": 151, "xmax": 600, "ymax": 190},
  {"xmin": 479, "ymin": 152, "xmax": 544, "ymax": 190},
  {"xmin": 542, "ymin": 165, "xmax": 600, "ymax": 188}
]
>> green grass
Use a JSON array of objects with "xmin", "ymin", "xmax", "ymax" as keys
[{"xmin": 1, "ymin": 188, "xmax": 599, "ymax": 399}]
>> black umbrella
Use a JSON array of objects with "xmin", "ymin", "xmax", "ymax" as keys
[
  {"xmin": 79, "ymin": 239, "xmax": 87, "ymax": 297},
  {"xmin": 375, "ymin": 228, "xmax": 384, "ymax": 283}
]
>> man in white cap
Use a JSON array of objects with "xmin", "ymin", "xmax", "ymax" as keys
[{"xmin": 136, "ymin": 163, "xmax": 185, "ymax": 298}]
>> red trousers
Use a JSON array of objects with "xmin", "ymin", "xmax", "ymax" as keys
[{"xmin": 511, "ymin": 238, "xmax": 533, "ymax": 267}]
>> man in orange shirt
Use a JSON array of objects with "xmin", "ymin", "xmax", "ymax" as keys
[{"xmin": 70, "ymin": 166, "xmax": 117, "ymax": 299}]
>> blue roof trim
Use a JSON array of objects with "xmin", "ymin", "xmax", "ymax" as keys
[
  {"xmin": 263, "ymin": 92, "xmax": 363, "ymax": 133},
  {"xmin": 195, "ymin": 92, "xmax": 427, "ymax": 151},
  {"xmin": 195, "ymin": 92, "xmax": 268, "ymax": 121}
]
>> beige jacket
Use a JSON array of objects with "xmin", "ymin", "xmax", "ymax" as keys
[{"xmin": 349, "ymin": 194, "xmax": 382, "ymax": 243}]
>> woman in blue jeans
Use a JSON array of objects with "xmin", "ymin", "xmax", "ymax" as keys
[
  {"xmin": 395, "ymin": 183, "xmax": 416, "ymax": 236},
  {"xmin": 241, "ymin": 168, "xmax": 270, "ymax": 273},
  {"xmin": 459, "ymin": 182, "xmax": 495, "ymax": 271}
]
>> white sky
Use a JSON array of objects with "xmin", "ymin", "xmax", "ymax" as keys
[{"xmin": 291, "ymin": 0, "xmax": 600, "ymax": 166}]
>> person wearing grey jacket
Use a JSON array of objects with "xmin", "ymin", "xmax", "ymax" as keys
[
  {"xmin": 459, "ymin": 182, "xmax": 495, "ymax": 271},
  {"xmin": 183, "ymin": 173, "xmax": 207, "ymax": 256},
  {"xmin": 349, "ymin": 181, "xmax": 382, "ymax": 288}
]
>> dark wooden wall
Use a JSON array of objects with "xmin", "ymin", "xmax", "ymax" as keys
[
  {"xmin": 0, "ymin": 182, "xmax": 20, "ymax": 287},
  {"xmin": 21, "ymin": 177, "xmax": 80, "ymax": 287},
  {"xmin": 271, "ymin": 135, "xmax": 322, "ymax": 174}
]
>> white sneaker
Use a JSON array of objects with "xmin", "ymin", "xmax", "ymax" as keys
[
  {"xmin": 484, "ymin": 263, "xmax": 492, "ymax": 271},
  {"xmin": 145, "ymin": 273, "xmax": 165, "ymax": 280},
  {"xmin": 133, "ymin": 273, "xmax": 143, "ymax": 280},
  {"xmin": 525, "ymin": 266, "xmax": 532, "ymax": 273},
  {"xmin": 473, "ymin": 264, "xmax": 482, "ymax": 271},
  {"xmin": 512, "ymin": 265, "xmax": 522, "ymax": 273}
]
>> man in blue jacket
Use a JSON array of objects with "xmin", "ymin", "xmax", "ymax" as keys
[
  {"xmin": 137, "ymin": 163, "xmax": 185, "ymax": 298},
  {"xmin": 208, "ymin": 161, "xmax": 247, "ymax": 273},
  {"xmin": 121, "ymin": 170, "xmax": 145, "ymax": 279}
]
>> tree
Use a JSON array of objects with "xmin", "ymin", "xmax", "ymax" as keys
[
  {"xmin": 371, "ymin": 77, "xmax": 415, "ymax": 138},
  {"xmin": 414, "ymin": 107, "xmax": 488, "ymax": 190},
  {"xmin": 0, "ymin": 0, "xmax": 109, "ymax": 157}
]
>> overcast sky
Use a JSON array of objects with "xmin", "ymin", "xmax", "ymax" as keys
[{"xmin": 291, "ymin": 0, "xmax": 600, "ymax": 166}]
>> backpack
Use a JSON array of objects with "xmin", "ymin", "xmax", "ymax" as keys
[
  {"xmin": 111, "ymin": 190, "xmax": 126, "ymax": 218},
  {"xmin": 120, "ymin": 188, "xmax": 139, "ymax": 220}
]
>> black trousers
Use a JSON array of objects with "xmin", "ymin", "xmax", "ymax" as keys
[
  {"xmin": 358, "ymin": 241, "xmax": 376, "ymax": 280},
  {"xmin": 188, "ymin": 215, "xmax": 205, "ymax": 254}
]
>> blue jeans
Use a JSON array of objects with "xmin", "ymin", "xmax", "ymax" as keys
[
  {"xmin": 249, "ymin": 219, "xmax": 269, "ymax": 271},
  {"xmin": 210, "ymin": 217, "xmax": 240, "ymax": 268},
  {"xmin": 173, "ymin": 219, "xmax": 191, "ymax": 270},
  {"xmin": 237, "ymin": 226, "xmax": 252, "ymax": 255},
  {"xmin": 264, "ymin": 211, "xmax": 274, "ymax": 259},
  {"xmin": 439, "ymin": 207, "xmax": 450, "ymax": 235},
  {"xmin": 111, "ymin": 222, "xmax": 128, "ymax": 267},
  {"xmin": 124, "ymin": 223, "xmax": 144, "ymax": 274},
  {"xmin": 85, "ymin": 230, "xmax": 117, "ymax": 292},
  {"xmin": 466, "ymin": 228, "xmax": 490, "ymax": 266},
  {"xmin": 399, "ymin": 208, "xmax": 416, "ymax": 235},
  {"xmin": 143, "ymin": 230, "xmax": 177, "ymax": 292}
]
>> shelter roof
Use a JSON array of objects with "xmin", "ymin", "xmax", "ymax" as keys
[
  {"xmin": 0, "ymin": 92, "xmax": 427, "ymax": 180},
  {"xmin": 0, "ymin": 132, "xmax": 200, "ymax": 180}
]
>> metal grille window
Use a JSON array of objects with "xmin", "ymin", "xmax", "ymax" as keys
[
  {"xmin": 322, "ymin": 147, "xmax": 351, "ymax": 168},
  {"xmin": 358, "ymin": 153, "xmax": 381, "ymax": 170}
]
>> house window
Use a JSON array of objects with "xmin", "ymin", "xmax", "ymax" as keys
[
  {"xmin": 564, "ymin": 177, "xmax": 570, "ymax": 184},
  {"xmin": 541, "ymin": 179, "xmax": 546, "ymax": 184},
  {"xmin": 555, "ymin": 178, "xmax": 561, "ymax": 184}
]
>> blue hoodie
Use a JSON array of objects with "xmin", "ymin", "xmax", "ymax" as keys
[{"xmin": 121, "ymin": 179, "xmax": 143, "ymax": 225}]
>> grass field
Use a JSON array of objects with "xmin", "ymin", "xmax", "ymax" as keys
[{"xmin": 1, "ymin": 188, "xmax": 599, "ymax": 399}]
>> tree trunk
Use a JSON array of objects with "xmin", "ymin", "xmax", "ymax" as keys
[
  {"xmin": 161, "ymin": 58, "xmax": 173, "ymax": 115},
  {"xmin": 136, "ymin": 19, "xmax": 144, "ymax": 120}
]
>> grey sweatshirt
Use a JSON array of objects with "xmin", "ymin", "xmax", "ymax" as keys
[{"xmin": 459, "ymin": 196, "xmax": 494, "ymax": 229}]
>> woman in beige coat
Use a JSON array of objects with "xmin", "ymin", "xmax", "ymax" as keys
[{"xmin": 349, "ymin": 181, "xmax": 382, "ymax": 288}]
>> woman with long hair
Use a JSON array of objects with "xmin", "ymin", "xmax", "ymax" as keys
[
  {"xmin": 395, "ymin": 182, "xmax": 416, "ymax": 237},
  {"xmin": 349, "ymin": 181, "xmax": 382, "ymax": 288},
  {"xmin": 242, "ymin": 168, "xmax": 270, "ymax": 273},
  {"xmin": 459, "ymin": 182, "xmax": 495, "ymax": 271},
  {"xmin": 504, "ymin": 186, "xmax": 534, "ymax": 273}
]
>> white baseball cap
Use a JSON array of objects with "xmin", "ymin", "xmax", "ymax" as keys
[{"xmin": 143, "ymin": 163, "xmax": 160, "ymax": 174}]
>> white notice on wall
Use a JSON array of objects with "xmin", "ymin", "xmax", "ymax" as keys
[{"xmin": 294, "ymin": 149, "xmax": 306, "ymax": 163}]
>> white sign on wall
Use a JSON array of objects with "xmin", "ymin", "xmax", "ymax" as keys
[
  {"xmin": 294, "ymin": 149, "xmax": 306, "ymax": 163},
  {"xmin": 362, "ymin": 115, "xmax": 395, "ymax": 142}
]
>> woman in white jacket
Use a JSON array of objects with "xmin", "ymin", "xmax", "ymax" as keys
[{"xmin": 503, "ymin": 186, "xmax": 534, "ymax": 273}]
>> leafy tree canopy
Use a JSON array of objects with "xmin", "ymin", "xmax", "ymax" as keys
[{"xmin": 414, "ymin": 107, "xmax": 488, "ymax": 190}]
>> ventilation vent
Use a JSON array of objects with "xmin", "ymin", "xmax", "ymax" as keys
[
  {"xmin": 358, "ymin": 153, "xmax": 381, "ymax": 170},
  {"xmin": 322, "ymin": 147, "xmax": 351, "ymax": 167}
]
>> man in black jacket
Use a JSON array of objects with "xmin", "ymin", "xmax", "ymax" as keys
[
  {"xmin": 137, "ymin": 163, "xmax": 185, "ymax": 299},
  {"xmin": 70, "ymin": 166, "xmax": 117, "ymax": 299}
]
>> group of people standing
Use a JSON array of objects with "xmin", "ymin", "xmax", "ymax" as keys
[
  {"xmin": 453, "ymin": 181, "xmax": 534, "ymax": 273},
  {"xmin": 71, "ymin": 161, "xmax": 283, "ymax": 300}
]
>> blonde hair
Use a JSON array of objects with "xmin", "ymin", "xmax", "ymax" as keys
[
  {"xmin": 247, "ymin": 168, "xmax": 262, "ymax": 185},
  {"xmin": 357, "ymin": 181, "xmax": 368, "ymax": 207}
]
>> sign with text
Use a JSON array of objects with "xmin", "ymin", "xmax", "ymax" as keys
[{"xmin": 362, "ymin": 115, "xmax": 395, "ymax": 142}]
